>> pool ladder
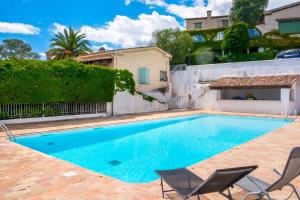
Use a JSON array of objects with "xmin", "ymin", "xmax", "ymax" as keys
[{"xmin": 0, "ymin": 123, "xmax": 15, "ymax": 141}]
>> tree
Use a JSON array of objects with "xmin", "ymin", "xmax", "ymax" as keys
[
  {"xmin": 221, "ymin": 22, "xmax": 250, "ymax": 56},
  {"xmin": 230, "ymin": 0, "xmax": 268, "ymax": 26},
  {"xmin": 0, "ymin": 39, "xmax": 40, "ymax": 60},
  {"xmin": 49, "ymin": 26, "xmax": 92, "ymax": 60},
  {"xmin": 152, "ymin": 28, "xmax": 193, "ymax": 65}
]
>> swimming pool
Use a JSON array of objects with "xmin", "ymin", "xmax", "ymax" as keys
[{"xmin": 15, "ymin": 114, "xmax": 293, "ymax": 183}]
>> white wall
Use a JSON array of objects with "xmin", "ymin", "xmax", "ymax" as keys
[
  {"xmin": 144, "ymin": 83, "xmax": 172, "ymax": 104},
  {"xmin": 112, "ymin": 91, "xmax": 168, "ymax": 115},
  {"xmin": 186, "ymin": 58, "xmax": 300, "ymax": 84},
  {"xmin": 214, "ymin": 100, "xmax": 283, "ymax": 114},
  {"xmin": 171, "ymin": 58, "xmax": 300, "ymax": 115},
  {"xmin": 1, "ymin": 113, "xmax": 107, "ymax": 125}
]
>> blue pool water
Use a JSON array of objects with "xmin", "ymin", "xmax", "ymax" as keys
[{"xmin": 15, "ymin": 114, "xmax": 293, "ymax": 183}]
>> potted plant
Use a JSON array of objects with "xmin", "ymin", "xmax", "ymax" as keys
[{"xmin": 245, "ymin": 93, "xmax": 255, "ymax": 100}]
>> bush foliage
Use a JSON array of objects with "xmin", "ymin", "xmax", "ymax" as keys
[
  {"xmin": 230, "ymin": 0, "xmax": 268, "ymax": 26},
  {"xmin": 222, "ymin": 22, "xmax": 250, "ymax": 55},
  {"xmin": 185, "ymin": 27, "xmax": 226, "ymax": 42},
  {"xmin": 152, "ymin": 28, "xmax": 193, "ymax": 65},
  {"xmin": 215, "ymin": 51, "xmax": 277, "ymax": 63},
  {"xmin": 0, "ymin": 60, "xmax": 135, "ymax": 104},
  {"xmin": 115, "ymin": 69, "xmax": 135, "ymax": 95}
]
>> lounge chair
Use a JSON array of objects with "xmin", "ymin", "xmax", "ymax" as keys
[
  {"xmin": 155, "ymin": 165, "xmax": 258, "ymax": 200},
  {"xmin": 236, "ymin": 147, "xmax": 300, "ymax": 200}
]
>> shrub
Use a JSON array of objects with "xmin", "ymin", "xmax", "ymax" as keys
[
  {"xmin": 115, "ymin": 69, "xmax": 135, "ymax": 95},
  {"xmin": 193, "ymin": 48, "xmax": 215, "ymax": 65},
  {"xmin": 222, "ymin": 22, "xmax": 250, "ymax": 56},
  {"xmin": 216, "ymin": 51, "xmax": 277, "ymax": 63},
  {"xmin": 152, "ymin": 28, "xmax": 193, "ymax": 65},
  {"xmin": 0, "ymin": 60, "xmax": 135, "ymax": 104},
  {"xmin": 185, "ymin": 27, "xmax": 226, "ymax": 41}
]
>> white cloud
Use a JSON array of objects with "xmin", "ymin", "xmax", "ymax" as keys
[
  {"xmin": 167, "ymin": 0, "xmax": 232, "ymax": 18},
  {"xmin": 126, "ymin": 0, "xmax": 167, "ymax": 7},
  {"xmin": 125, "ymin": 0, "xmax": 131, "ymax": 5},
  {"xmin": 39, "ymin": 52, "xmax": 46, "ymax": 60},
  {"xmin": 52, "ymin": 11, "xmax": 180, "ymax": 48},
  {"xmin": 91, "ymin": 44, "xmax": 114, "ymax": 51},
  {"xmin": 125, "ymin": 0, "xmax": 231, "ymax": 18},
  {"xmin": 51, "ymin": 22, "xmax": 67, "ymax": 34},
  {"xmin": 126, "ymin": 0, "xmax": 300, "ymax": 19},
  {"xmin": 0, "ymin": 22, "xmax": 40, "ymax": 34}
]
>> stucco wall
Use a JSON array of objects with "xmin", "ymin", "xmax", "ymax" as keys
[
  {"xmin": 186, "ymin": 58, "xmax": 300, "ymax": 83},
  {"xmin": 185, "ymin": 16, "xmax": 229, "ymax": 30},
  {"xmin": 114, "ymin": 49, "xmax": 170, "ymax": 92},
  {"xmin": 112, "ymin": 91, "xmax": 168, "ymax": 116},
  {"xmin": 171, "ymin": 58, "xmax": 300, "ymax": 115},
  {"xmin": 257, "ymin": 4, "xmax": 300, "ymax": 34},
  {"xmin": 214, "ymin": 100, "xmax": 283, "ymax": 114}
]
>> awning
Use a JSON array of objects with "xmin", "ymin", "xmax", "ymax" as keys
[{"xmin": 209, "ymin": 75, "xmax": 300, "ymax": 90}]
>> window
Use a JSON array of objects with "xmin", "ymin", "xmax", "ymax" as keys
[
  {"xmin": 214, "ymin": 31, "xmax": 225, "ymax": 41},
  {"xmin": 160, "ymin": 71, "xmax": 168, "ymax": 81},
  {"xmin": 279, "ymin": 20, "xmax": 300, "ymax": 34},
  {"xmin": 193, "ymin": 35, "xmax": 205, "ymax": 42},
  {"xmin": 194, "ymin": 22, "xmax": 202, "ymax": 29},
  {"xmin": 221, "ymin": 20, "xmax": 229, "ymax": 27},
  {"xmin": 138, "ymin": 67, "xmax": 150, "ymax": 84},
  {"xmin": 248, "ymin": 29, "xmax": 261, "ymax": 38}
]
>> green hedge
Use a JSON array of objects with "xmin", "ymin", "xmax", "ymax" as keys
[
  {"xmin": 215, "ymin": 51, "xmax": 277, "ymax": 63},
  {"xmin": 185, "ymin": 27, "xmax": 226, "ymax": 41},
  {"xmin": 0, "ymin": 60, "xmax": 119, "ymax": 104}
]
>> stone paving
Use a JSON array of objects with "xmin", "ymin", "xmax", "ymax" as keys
[{"xmin": 1, "ymin": 110, "xmax": 300, "ymax": 200}]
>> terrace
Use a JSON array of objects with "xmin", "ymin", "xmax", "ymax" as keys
[{"xmin": 1, "ymin": 110, "xmax": 300, "ymax": 200}]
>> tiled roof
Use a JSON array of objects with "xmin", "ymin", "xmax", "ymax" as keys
[
  {"xmin": 76, "ymin": 52, "xmax": 113, "ymax": 62},
  {"xmin": 76, "ymin": 46, "xmax": 172, "ymax": 62},
  {"xmin": 209, "ymin": 75, "xmax": 300, "ymax": 89}
]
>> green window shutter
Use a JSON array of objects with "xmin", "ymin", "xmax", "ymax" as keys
[
  {"xmin": 279, "ymin": 20, "xmax": 300, "ymax": 34},
  {"xmin": 138, "ymin": 67, "xmax": 150, "ymax": 84}
]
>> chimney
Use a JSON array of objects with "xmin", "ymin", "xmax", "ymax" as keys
[
  {"xmin": 99, "ymin": 47, "xmax": 105, "ymax": 53},
  {"xmin": 207, "ymin": 10, "xmax": 212, "ymax": 19}
]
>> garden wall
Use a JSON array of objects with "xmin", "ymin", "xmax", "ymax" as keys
[
  {"xmin": 171, "ymin": 58, "xmax": 300, "ymax": 114},
  {"xmin": 112, "ymin": 91, "xmax": 168, "ymax": 116}
]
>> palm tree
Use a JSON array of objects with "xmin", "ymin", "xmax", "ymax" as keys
[{"xmin": 49, "ymin": 26, "xmax": 92, "ymax": 60}]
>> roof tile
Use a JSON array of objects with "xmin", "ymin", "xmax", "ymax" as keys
[{"xmin": 209, "ymin": 75, "xmax": 300, "ymax": 89}]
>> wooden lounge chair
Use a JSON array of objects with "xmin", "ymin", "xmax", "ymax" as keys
[{"xmin": 155, "ymin": 165, "xmax": 258, "ymax": 200}]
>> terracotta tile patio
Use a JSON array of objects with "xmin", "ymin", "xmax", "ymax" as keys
[{"xmin": 1, "ymin": 110, "xmax": 300, "ymax": 200}]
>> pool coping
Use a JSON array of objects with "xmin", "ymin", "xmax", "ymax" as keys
[
  {"xmin": 1, "ymin": 109, "xmax": 300, "ymax": 200},
  {"xmin": 1, "ymin": 110, "xmax": 295, "ymax": 139}
]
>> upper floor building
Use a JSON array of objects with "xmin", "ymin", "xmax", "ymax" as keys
[
  {"xmin": 185, "ymin": 1, "xmax": 300, "ymax": 36},
  {"xmin": 257, "ymin": 1, "xmax": 300, "ymax": 35},
  {"xmin": 185, "ymin": 11, "xmax": 229, "ymax": 30}
]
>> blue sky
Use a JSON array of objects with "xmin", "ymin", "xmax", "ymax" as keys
[{"xmin": 0, "ymin": 0, "xmax": 298, "ymax": 59}]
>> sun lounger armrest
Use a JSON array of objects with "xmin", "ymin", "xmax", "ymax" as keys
[{"xmin": 273, "ymin": 168, "xmax": 282, "ymax": 176}]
